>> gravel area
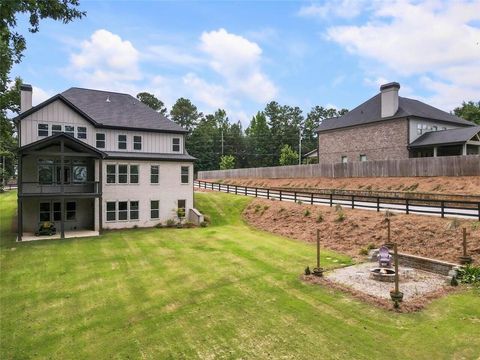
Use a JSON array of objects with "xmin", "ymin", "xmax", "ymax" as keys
[{"xmin": 325, "ymin": 261, "xmax": 448, "ymax": 301}]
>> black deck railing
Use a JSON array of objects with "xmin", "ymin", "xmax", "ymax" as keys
[
  {"xmin": 194, "ymin": 180, "xmax": 480, "ymax": 220},
  {"xmin": 20, "ymin": 181, "xmax": 100, "ymax": 195}
]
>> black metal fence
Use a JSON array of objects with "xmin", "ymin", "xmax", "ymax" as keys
[{"xmin": 195, "ymin": 180, "xmax": 480, "ymax": 220}]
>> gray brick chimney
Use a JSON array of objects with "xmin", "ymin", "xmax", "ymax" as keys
[
  {"xmin": 380, "ymin": 82, "xmax": 400, "ymax": 118},
  {"xmin": 20, "ymin": 84, "xmax": 33, "ymax": 113}
]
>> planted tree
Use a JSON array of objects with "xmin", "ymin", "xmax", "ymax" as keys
[
  {"xmin": 219, "ymin": 155, "xmax": 236, "ymax": 170},
  {"xmin": 279, "ymin": 144, "xmax": 298, "ymax": 166}
]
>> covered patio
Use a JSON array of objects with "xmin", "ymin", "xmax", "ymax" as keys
[{"xmin": 20, "ymin": 230, "xmax": 100, "ymax": 242}]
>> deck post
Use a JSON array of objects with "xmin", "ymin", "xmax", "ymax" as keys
[
  {"xmin": 60, "ymin": 139, "xmax": 65, "ymax": 239},
  {"xmin": 17, "ymin": 154, "xmax": 23, "ymax": 241}
]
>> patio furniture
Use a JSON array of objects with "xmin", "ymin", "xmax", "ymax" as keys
[
  {"xmin": 377, "ymin": 246, "xmax": 392, "ymax": 267},
  {"xmin": 34, "ymin": 221, "xmax": 57, "ymax": 236}
]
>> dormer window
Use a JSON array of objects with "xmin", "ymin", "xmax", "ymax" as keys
[
  {"xmin": 38, "ymin": 124, "xmax": 48, "ymax": 137},
  {"xmin": 118, "ymin": 135, "xmax": 127, "ymax": 150},
  {"xmin": 133, "ymin": 136, "xmax": 142, "ymax": 150},
  {"xmin": 172, "ymin": 138, "xmax": 180, "ymax": 152}
]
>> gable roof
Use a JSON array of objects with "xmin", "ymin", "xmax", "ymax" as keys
[
  {"xmin": 19, "ymin": 133, "xmax": 107, "ymax": 157},
  {"xmin": 15, "ymin": 87, "xmax": 188, "ymax": 134},
  {"xmin": 317, "ymin": 94, "xmax": 474, "ymax": 132},
  {"xmin": 408, "ymin": 126, "xmax": 480, "ymax": 148}
]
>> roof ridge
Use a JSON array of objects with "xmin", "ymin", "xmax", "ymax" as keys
[{"xmin": 63, "ymin": 87, "xmax": 133, "ymax": 96}]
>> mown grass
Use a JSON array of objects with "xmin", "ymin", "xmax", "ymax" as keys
[{"xmin": 1, "ymin": 190, "xmax": 479, "ymax": 359}]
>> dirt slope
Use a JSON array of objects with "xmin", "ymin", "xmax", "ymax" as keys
[
  {"xmin": 208, "ymin": 176, "xmax": 480, "ymax": 196},
  {"xmin": 242, "ymin": 198, "xmax": 480, "ymax": 264}
]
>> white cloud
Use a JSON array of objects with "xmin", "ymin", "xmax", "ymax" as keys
[
  {"xmin": 199, "ymin": 28, "xmax": 278, "ymax": 103},
  {"xmin": 298, "ymin": 0, "xmax": 367, "ymax": 19},
  {"xmin": 324, "ymin": 0, "xmax": 480, "ymax": 110},
  {"xmin": 32, "ymin": 86, "xmax": 53, "ymax": 105},
  {"xmin": 67, "ymin": 29, "xmax": 142, "ymax": 89},
  {"xmin": 182, "ymin": 72, "xmax": 229, "ymax": 109},
  {"xmin": 147, "ymin": 45, "xmax": 203, "ymax": 66}
]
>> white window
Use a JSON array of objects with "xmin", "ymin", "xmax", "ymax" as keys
[
  {"xmin": 129, "ymin": 165, "xmax": 139, "ymax": 184},
  {"xmin": 106, "ymin": 202, "xmax": 116, "ymax": 221},
  {"xmin": 172, "ymin": 138, "xmax": 180, "ymax": 152},
  {"xmin": 52, "ymin": 124, "xmax": 62, "ymax": 135},
  {"xmin": 106, "ymin": 165, "xmax": 116, "ymax": 183},
  {"xmin": 38, "ymin": 124, "xmax": 49, "ymax": 137},
  {"xmin": 118, "ymin": 135, "xmax": 127, "ymax": 150},
  {"xmin": 341, "ymin": 156, "xmax": 348, "ymax": 164},
  {"xmin": 65, "ymin": 125, "xmax": 75, "ymax": 137},
  {"xmin": 177, "ymin": 199, "xmax": 186, "ymax": 218},
  {"xmin": 130, "ymin": 201, "xmax": 139, "ymax": 220},
  {"xmin": 181, "ymin": 166, "xmax": 189, "ymax": 184},
  {"xmin": 96, "ymin": 133, "xmax": 105, "ymax": 148},
  {"xmin": 151, "ymin": 200, "xmax": 159, "ymax": 219},
  {"xmin": 150, "ymin": 165, "xmax": 159, "ymax": 184},
  {"xmin": 118, "ymin": 165, "xmax": 128, "ymax": 183},
  {"xmin": 360, "ymin": 154, "xmax": 367, "ymax": 162},
  {"xmin": 417, "ymin": 123, "xmax": 422, "ymax": 135},
  {"xmin": 118, "ymin": 201, "xmax": 128, "ymax": 220},
  {"xmin": 133, "ymin": 136, "xmax": 142, "ymax": 150},
  {"xmin": 77, "ymin": 127, "xmax": 87, "ymax": 139}
]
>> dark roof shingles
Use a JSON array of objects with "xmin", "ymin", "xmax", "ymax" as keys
[
  {"xmin": 409, "ymin": 126, "xmax": 480, "ymax": 148},
  {"xmin": 105, "ymin": 151, "xmax": 196, "ymax": 161},
  {"xmin": 317, "ymin": 94, "xmax": 473, "ymax": 132},
  {"xmin": 61, "ymin": 88, "xmax": 187, "ymax": 133}
]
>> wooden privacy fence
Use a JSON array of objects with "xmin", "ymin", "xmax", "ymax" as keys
[
  {"xmin": 194, "ymin": 180, "xmax": 480, "ymax": 220},
  {"xmin": 197, "ymin": 155, "xmax": 480, "ymax": 179}
]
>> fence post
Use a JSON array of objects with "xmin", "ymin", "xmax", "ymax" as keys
[
  {"xmin": 235, "ymin": 185, "xmax": 238, "ymax": 195},
  {"xmin": 329, "ymin": 194, "xmax": 333, "ymax": 207},
  {"xmin": 377, "ymin": 197, "xmax": 380, "ymax": 212},
  {"xmin": 294, "ymin": 192, "xmax": 297, "ymax": 203},
  {"xmin": 311, "ymin": 193, "xmax": 314, "ymax": 205},
  {"xmin": 441, "ymin": 201, "xmax": 445, "ymax": 218},
  {"xmin": 245, "ymin": 186, "xmax": 247, "ymax": 196},
  {"xmin": 405, "ymin": 199, "xmax": 409, "ymax": 214},
  {"xmin": 211, "ymin": 183, "xmax": 213, "ymax": 190},
  {"xmin": 227, "ymin": 184, "xmax": 230, "ymax": 193},
  {"xmin": 255, "ymin": 188, "xmax": 258, "ymax": 197},
  {"xmin": 351, "ymin": 195, "xmax": 354, "ymax": 209},
  {"xmin": 267, "ymin": 189, "xmax": 270, "ymax": 199},
  {"xmin": 478, "ymin": 202, "xmax": 480, "ymax": 221},
  {"xmin": 280, "ymin": 190, "xmax": 282, "ymax": 201}
]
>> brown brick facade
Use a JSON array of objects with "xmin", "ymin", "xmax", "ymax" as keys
[{"xmin": 318, "ymin": 118, "xmax": 409, "ymax": 163}]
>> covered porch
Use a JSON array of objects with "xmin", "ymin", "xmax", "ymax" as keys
[
  {"xmin": 409, "ymin": 126, "xmax": 480, "ymax": 158},
  {"xmin": 20, "ymin": 230, "xmax": 100, "ymax": 242}
]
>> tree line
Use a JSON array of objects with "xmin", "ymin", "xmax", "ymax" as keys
[{"xmin": 138, "ymin": 92, "xmax": 349, "ymax": 171}]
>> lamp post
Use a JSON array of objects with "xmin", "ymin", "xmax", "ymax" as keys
[
  {"xmin": 313, "ymin": 229, "xmax": 324, "ymax": 277},
  {"xmin": 390, "ymin": 242, "xmax": 403, "ymax": 307}
]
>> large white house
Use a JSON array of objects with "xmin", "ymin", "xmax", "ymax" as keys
[{"xmin": 15, "ymin": 84, "xmax": 200, "ymax": 241}]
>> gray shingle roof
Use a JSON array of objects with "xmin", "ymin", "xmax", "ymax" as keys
[
  {"xmin": 317, "ymin": 94, "xmax": 474, "ymax": 132},
  {"xmin": 105, "ymin": 151, "xmax": 196, "ymax": 161},
  {"xmin": 61, "ymin": 88, "xmax": 187, "ymax": 133},
  {"xmin": 409, "ymin": 126, "xmax": 480, "ymax": 148}
]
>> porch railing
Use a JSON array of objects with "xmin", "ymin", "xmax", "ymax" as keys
[{"xmin": 20, "ymin": 181, "xmax": 100, "ymax": 195}]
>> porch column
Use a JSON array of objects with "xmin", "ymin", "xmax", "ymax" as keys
[
  {"xmin": 433, "ymin": 147, "xmax": 437, "ymax": 157},
  {"xmin": 462, "ymin": 143, "xmax": 467, "ymax": 156},
  {"xmin": 17, "ymin": 154, "xmax": 23, "ymax": 241},
  {"xmin": 60, "ymin": 139, "xmax": 65, "ymax": 239},
  {"xmin": 98, "ymin": 158, "xmax": 103, "ymax": 233}
]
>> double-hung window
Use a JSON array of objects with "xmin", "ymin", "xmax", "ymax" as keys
[
  {"xmin": 130, "ymin": 165, "xmax": 139, "ymax": 184},
  {"xmin": 130, "ymin": 201, "xmax": 139, "ymax": 220},
  {"xmin": 133, "ymin": 136, "xmax": 142, "ymax": 150},
  {"xmin": 96, "ymin": 133, "xmax": 105, "ymax": 148},
  {"xmin": 118, "ymin": 201, "xmax": 128, "ymax": 220},
  {"xmin": 150, "ymin": 165, "xmax": 159, "ymax": 184},
  {"xmin": 77, "ymin": 127, "xmax": 87, "ymax": 139},
  {"xmin": 38, "ymin": 124, "xmax": 49, "ymax": 137},
  {"xmin": 65, "ymin": 125, "xmax": 75, "ymax": 137},
  {"xmin": 52, "ymin": 124, "xmax": 62, "ymax": 135},
  {"xmin": 177, "ymin": 200, "xmax": 186, "ymax": 218},
  {"xmin": 106, "ymin": 165, "xmax": 116, "ymax": 183},
  {"xmin": 106, "ymin": 202, "xmax": 116, "ymax": 221},
  {"xmin": 150, "ymin": 200, "xmax": 159, "ymax": 219},
  {"xmin": 118, "ymin": 135, "xmax": 127, "ymax": 150},
  {"xmin": 181, "ymin": 166, "xmax": 189, "ymax": 184},
  {"xmin": 172, "ymin": 138, "xmax": 180, "ymax": 152},
  {"xmin": 118, "ymin": 165, "xmax": 128, "ymax": 184}
]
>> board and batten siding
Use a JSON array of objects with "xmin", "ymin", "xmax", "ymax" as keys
[{"xmin": 20, "ymin": 99, "xmax": 185, "ymax": 153}]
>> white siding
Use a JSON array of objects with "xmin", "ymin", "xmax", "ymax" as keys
[
  {"xmin": 102, "ymin": 160, "xmax": 194, "ymax": 229},
  {"xmin": 20, "ymin": 99, "xmax": 185, "ymax": 153},
  {"xmin": 409, "ymin": 118, "xmax": 459, "ymax": 143}
]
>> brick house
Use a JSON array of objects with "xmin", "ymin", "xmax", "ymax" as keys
[{"xmin": 316, "ymin": 82, "xmax": 480, "ymax": 163}]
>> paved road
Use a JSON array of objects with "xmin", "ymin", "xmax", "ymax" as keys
[{"xmin": 195, "ymin": 181, "xmax": 479, "ymax": 220}]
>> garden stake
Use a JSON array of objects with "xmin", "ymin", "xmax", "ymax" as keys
[
  {"xmin": 313, "ymin": 229, "xmax": 323, "ymax": 277},
  {"xmin": 459, "ymin": 227, "xmax": 473, "ymax": 264}
]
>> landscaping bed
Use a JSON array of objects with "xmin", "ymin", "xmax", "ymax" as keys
[{"xmin": 242, "ymin": 198, "xmax": 480, "ymax": 264}]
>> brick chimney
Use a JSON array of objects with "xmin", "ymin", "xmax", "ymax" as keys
[
  {"xmin": 380, "ymin": 82, "xmax": 400, "ymax": 118},
  {"xmin": 20, "ymin": 84, "xmax": 33, "ymax": 113}
]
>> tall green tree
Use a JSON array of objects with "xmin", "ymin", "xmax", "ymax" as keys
[
  {"xmin": 136, "ymin": 92, "xmax": 168, "ymax": 116},
  {"xmin": 279, "ymin": 144, "xmax": 299, "ymax": 166},
  {"xmin": 170, "ymin": 98, "xmax": 202, "ymax": 132},
  {"xmin": 245, "ymin": 112, "xmax": 272, "ymax": 167},
  {"xmin": 453, "ymin": 101, "xmax": 480, "ymax": 125}
]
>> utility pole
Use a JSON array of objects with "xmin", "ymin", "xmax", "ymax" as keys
[{"xmin": 298, "ymin": 127, "xmax": 302, "ymax": 165}]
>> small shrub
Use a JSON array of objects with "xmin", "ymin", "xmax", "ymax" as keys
[
  {"xmin": 254, "ymin": 204, "xmax": 262, "ymax": 213},
  {"xmin": 278, "ymin": 207, "xmax": 285, "ymax": 213},
  {"xmin": 446, "ymin": 218, "xmax": 461, "ymax": 230},
  {"xmin": 297, "ymin": 200, "xmax": 303, "ymax": 205},
  {"xmin": 471, "ymin": 221, "xmax": 480, "ymax": 231},
  {"xmin": 335, "ymin": 210, "xmax": 346, "ymax": 222},
  {"xmin": 304, "ymin": 209, "xmax": 311, "ymax": 217},
  {"xmin": 183, "ymin": 222, "xmax": 196, "ymax": 228},
  {"xmin": 359, "ymin": 248, "xmax": 369, "ymax": 256},
  {"xmin": 316, "ymin": 213, "xmax": 324, "ymax": 223},
  {"xmin": 384, "ymin": 210, "xmax": 395, "ymax": 218},
  {"xmin": 367, "ymin": 243, "xmax": 376, "ymax": 250},
  {"xmin": 334, "ymin": 203, "xmax": 343, "ymax": 212},
  {"xmin": 200, "ymin": 221, "xmax": 208, "ymax": 228},
  {"xmin": 457, "ymin": 265, "xmax": 480, "ymax": 284},
  {"xmin": 203, "ymin": 215, "xmax": 211, "ymax": 223},
  {"xmin": 263, "ymin": 205, "xmax": 270, "ymax": 211},
  {"xmin": 304, "ymin": 266, "xmax": 311, "ymax": 275},
  {"xmin": 155, "ymin": 222, "xmax": 163, "ymax": 228},
  {"xmin": 166, "ymin": 219, "xmax": 176, "ymax": 228}
]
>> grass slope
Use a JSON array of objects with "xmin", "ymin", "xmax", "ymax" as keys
[{"xmin": 0, "ymin": 190, "xmax": 479, "ymax": 359}]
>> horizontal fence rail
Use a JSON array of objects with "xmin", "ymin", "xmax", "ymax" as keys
[
  {"xmin": 194, "ymin": 180, "xmax": 480, "ymax": 220},
  {"xmin": 198, "ymin": 155, "xmax": 480, "ymax": 179}
]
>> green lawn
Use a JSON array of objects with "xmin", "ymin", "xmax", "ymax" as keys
[{"xmin": 1, "ymin": 190, "xmax": 479, "ymax": 359}]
